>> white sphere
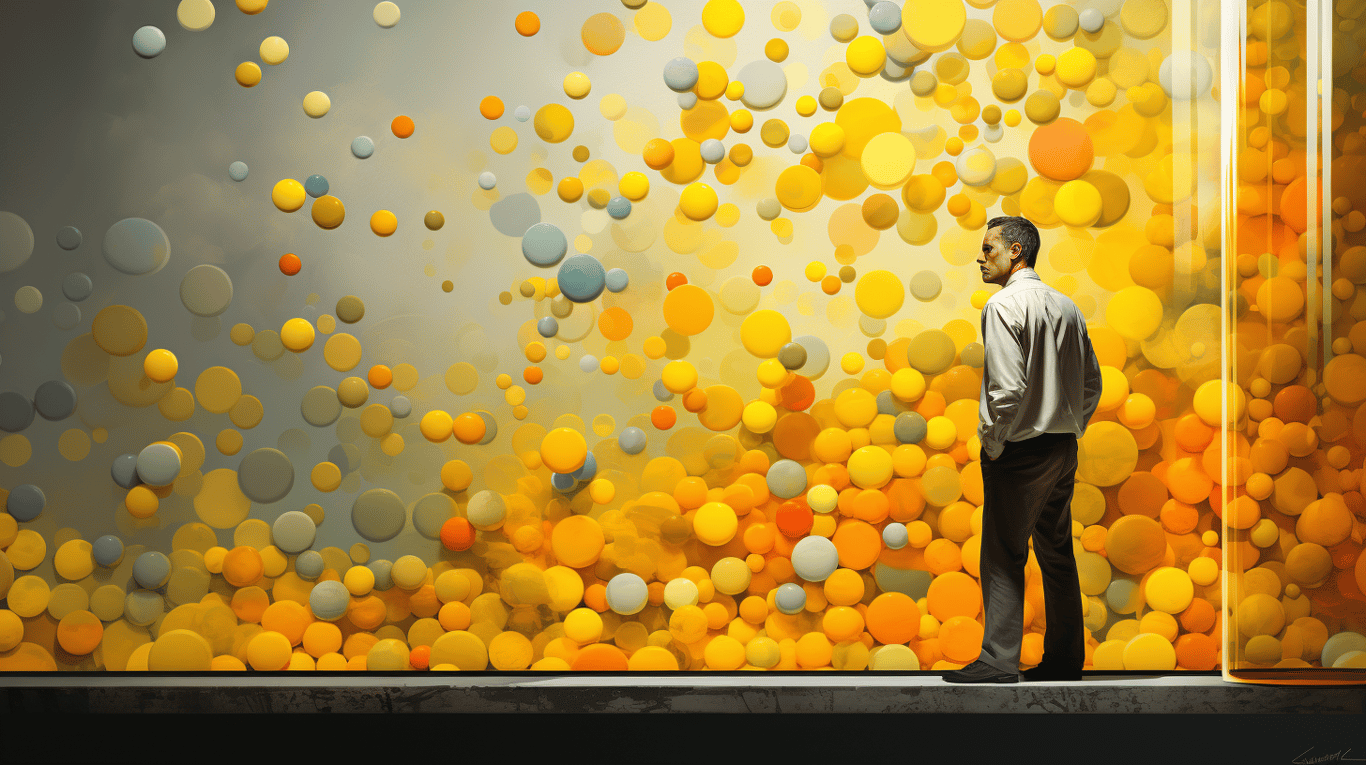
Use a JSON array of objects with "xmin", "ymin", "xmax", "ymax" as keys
[
  {"xmin": 883, "ymin": 522, "xmax": 909, "ymax": 550},
  {"xmin": 700, "ymin": 139, "xmax": 725, "ymax": 164},
  {"xmin": 1079, "ymin": 8, "xmax": 1105, "ymax": 33},
  {"xmin": 605, "ymin": 573, "xmax": 649, "ymax": 615},
  {"xmin": 791, "ymin": 535, "xmax": 840, "ymax": 582},
  {"xmin": 1158, "ymin": 52, "xmax": 1213, "ymax": 100}
]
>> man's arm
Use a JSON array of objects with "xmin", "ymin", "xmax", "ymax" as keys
[
  {"xmin": 977, "ymin": 301, "xmax": 1026, "ymax": 460},
  {"xmin": 1080, "ymin": 326, "xmax": 1102, "ymax": 427}
]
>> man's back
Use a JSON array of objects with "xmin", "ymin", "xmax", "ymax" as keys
[{"xmin": 977, "ymin": 268, "xmax": 1102, "ymax": 460}]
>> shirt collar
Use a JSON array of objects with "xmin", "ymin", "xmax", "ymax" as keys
[{"xmin": 1004, "ymin": 267, "xmax": 1039, "ymax": 288}]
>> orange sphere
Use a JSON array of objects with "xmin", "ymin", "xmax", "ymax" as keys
[
  {"xmin": 753, "ymin": 265, "xmax": 773, "ymax": 286},
  {"xmin": 775, "ymin": 499, "xmax": 813, "ymax": 537},
  {"xmin": 642, "ymin": 138, "xmax": 675, "ymax": 170},
  {"xmin": 367, "ymin": 365, "xmax": 393, "ymax": 389},
  {"xmin": 391, "ymin": 115, "xmax": 415, "ymax": 138},
  {"xmin": 452, "ymin": 413, "xmax": 487, "ymax": 444},
  {"xmin": 479, "ymin": 95, "xmax": 504, "ymax": 120},
  {"xmin": 440, "ymin": 517, "xmax": 475, "ymax": 551},
  {"xmin": 514, "ymin": 11, "xmax": 540, "ymax": 36},
  {"xmin": 682, "ymin": 388, "xmax": 708, "ymax": 413},
  {"xmin": 651, "ymin": 405, "xmax": 677, "ymax": 430},
  {"xmin": 666, "ymin": 272, "xmax": 688, "ymax": 290},
  {"xmin": 279, "ymin": 253, "xmax": 301, "ymax": 276},
  {"xmin": 408, "ymin": 644, "xmax": 431, "ymax": 670},
  {"xmin": 524, "ymin": 366, "xmax": 544, "ymax": 384},
  {"xmin": 1027, "ymin": 117, "xmax": 1095, "ymax": 181}
]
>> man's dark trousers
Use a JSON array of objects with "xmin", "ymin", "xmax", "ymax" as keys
[{"xmin": 974, "ymin": 430, "xmax": 1085, "ymax": 674}]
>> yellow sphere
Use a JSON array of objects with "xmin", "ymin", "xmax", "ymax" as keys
[
  {"xmin": 1193, "ymin": 379, "xmax": 1245, "ymax": 426},
  {"xmin": 847, "ymin": 446, "xmax": 894, "ymax": 489},
  {"xmin": 1054, "ymin": 179, "xmax": 1103, "ymax": 228},
  {"xmin": 742, "ymin": 401, "xmax": 778, "ymax": 433},
  {"xmin": 540, "ymin": 427, "xmax": 588, "ymax": 473},
  {"xmin": 924, "ymin": 415, "xmax": 958, "ymax": 450},
  {"xmin": 809, "ymin": 123, "xmax": 846, "ymax": 158},
  {"xmin": 661, "ymin": 361, "xmax": 699, "ymax": 393},
  {"xmin": 619, "ymin": 171, "xmax": 650, "ymax": 201},
  {"xmin": 680, "ymin": 183, "xmax": 719, "ymax": 221},
  {"xmin": 694, "ymin": 501, "xmax": 739, "ymax": 546},
  {"xmin": 420, "ymin": 410, "xmax": 454, "ymax": 443},
  {"xmin": 757, "ymin": 358, "xmax": 791, "ymax": 388},
  {"xmin": 564, "ymin": 607, "xmax": 604, "ymax": 644},
  {"xmin": 272, "ymin": 179, "xmax": 306, "ymax": 212},
  {"xmin": 740, "ymin": 310, "xmax": 792, "ymax": 358},
  {"xmin": 845, "ymin": 36, "xmax": 887, "ymax": 77},
  {"xmin": 280, "ymin": 318, "xmax": 315, "ymax": 352},
  {"xmin": 588, "ymin": 478, "xmax": 616, "ymax": 504},
  {"xmin": 807, "ymin": 484, "xmax": 839, "ymax": 513},
  {"xmin": 143, "ymin": 349, "xmax": 178, "ymax": 383},
  {"xmin": 890, "ymin": 368, "xmax": 927, "ymax": 401}
]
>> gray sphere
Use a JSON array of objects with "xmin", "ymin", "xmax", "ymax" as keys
[
  {"xmin": 132, "ymin": 551, "xmax": 171, "ymax": 589},
  {"xmin": 295, "ymin": 550, "xmax": 325, "ymax": 580},
  {"xmin": 775, "ymin": 582, "xmax": 807, "ymax": 615},
  {"xmin": 893, "ymin": 412, "xmax": 928, "ymax": 444},
  {"xmin": 92, "ymin": 535, "xmax": 124, "ymax": 567}
]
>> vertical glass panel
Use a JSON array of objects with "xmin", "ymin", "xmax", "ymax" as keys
[{"xmin": 1226, "ymin": 0, "xmax": 1366, "ymax": 683}]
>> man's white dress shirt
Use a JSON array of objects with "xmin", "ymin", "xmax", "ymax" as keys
[{"xmin": 977, "ymin": 267, "xmax": 1103, "ymax": 460}]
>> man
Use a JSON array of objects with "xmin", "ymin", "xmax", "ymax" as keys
[{"xmin": 942, "ymin": 216, "xmax": 1103, "ymax": 684}]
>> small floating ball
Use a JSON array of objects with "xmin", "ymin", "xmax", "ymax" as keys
[
  {"xmin": 93, "ymin": 535, "xmax": 124, "ymax": 567},
  {"xmin": 133, "ymin": 551, "xmax": 171, "ymax": 589},
  {"xmin": 537, "ymin": 317, "xmax": 559, "ymax": 337},
  {"xmin": 606, "ymin": 197, "xmax": 632, "ymax": 219},
  {"xmin": 302, "ymin": 91, "xmax": 331, "ymax": 118},
  {"xmin": 605, "ymin": 268, "xmax": 629, "ymax": 293},
  {"xmin": 132, "ymin": 26, "xmax": 166, "ymax": 58},
  {"xmin": 515, "ymin": 11, "xmax": 540, "ymax": 36},
  {"xmin": 700, "ymin": 139, "xmax": 726, "ymax": 164},
  {"xmin": 791, "ymin": 535, "xmax": 839, "ymax": 582},
  {"xmin": 478, "ymin": 172, "xmax": 497, "ymax": 190},
  {"xmin": 369, "ymin": 210, "xmax": 397, "ymax": 236},
  {"xmin": 351, "ymin": 136, "xmax": 375, "ymax": 159},
  {"xmin": 279, "ymin": 253, "xmax": 301, "ymax": 275},
  {"xmin": 143, "ymin": 349, "xmax": 178, "ymax": 383},
  {"xmin": 304, "ymin": 174, "xmax": 329, "ymax": 197},
  {"xmin": 235, "ymin": 62, "xmax": 261, "ymax": 87},
  {"xmin": 663, "ymin": 57, "xmax": 700, "ymax": 92},
  {"xmin": 606, "ymin": 573, "xmax": 648, "ymax": 615},
  {"xmin": 1079, "ymin": 7, "xmax": 1104, "ymax": 32},
  {"xmin": 775, "ymin": 582, "xmax": 807, "ymax": 614},
  {"xmin": 868, "ymin": 1, "xmax": 902, "ymax": 33},
  {"xmin": 619, "ymin": 426, "xmax": 647, "ymax": 454},
  {"xmin": 883, "ymin": 522, "xmax": 909, "ymax": 549}
]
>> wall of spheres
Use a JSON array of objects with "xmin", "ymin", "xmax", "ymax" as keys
[{"xmin": 0, "ymin": 0, "xmax": 1361, "ymax": 674}]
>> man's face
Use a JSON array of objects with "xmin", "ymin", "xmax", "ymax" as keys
[{"xmin": 979, "ymin": 227, "xmax": 1022, "ymax": 286}]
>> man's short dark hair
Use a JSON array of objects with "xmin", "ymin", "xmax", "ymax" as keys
[{"xmin": 987, "ymin": 216, "xmax": 1040, "ymax": 269}]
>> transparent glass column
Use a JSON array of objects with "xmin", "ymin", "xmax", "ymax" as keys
[{"xmin": 1224, "ymin": 0, "xmax": 1366, "ymax": 684}]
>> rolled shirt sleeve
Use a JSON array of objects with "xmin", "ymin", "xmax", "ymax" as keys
[{"xmin": 977, "ymin": 301, "xmax": 1026, "ymax": 460}]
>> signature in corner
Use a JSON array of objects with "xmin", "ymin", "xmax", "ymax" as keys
[{"xmin": 1293, "ymin": 747, "xmax": 1366, "ymax": 764}]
